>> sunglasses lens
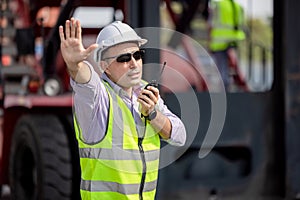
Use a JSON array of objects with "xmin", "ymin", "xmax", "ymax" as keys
[
  {"xmin": 116, "ymin": 50, "xmax": 145, "ymax": 63},
  {"xmin": 116, "ymin": 53, "xmax": 131, "ymax": 63},
  {"xmin": 133, "ymin": 50, "xmax": 144, "ymax": 60}
]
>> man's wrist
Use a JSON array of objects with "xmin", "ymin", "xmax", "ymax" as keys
[
  {"xmin": 142, "ymin": 108, "xmax": 157, "ymax": 121},
  {"xmin": 68, "ymin": 68, "xmax": 78, "ymax": 80},
  {"xmin": 68, "ymin": 62, "xmax": 91, "ymax": 84}
]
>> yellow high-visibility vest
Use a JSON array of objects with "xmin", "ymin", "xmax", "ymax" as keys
[
  {"xmin": 74, "ymin": 80, "xmax": 161, "ymax": 200},
  {"xmin": 209, "ymin": 0, "xmax": 246, "ymax": 51}
]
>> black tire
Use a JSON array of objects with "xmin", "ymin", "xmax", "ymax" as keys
[{"xmin": 9, "ymin": 115, "xmax": 73, "ymax": 200}]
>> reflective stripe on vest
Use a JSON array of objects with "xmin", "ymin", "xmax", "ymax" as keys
[
  {"xmin": 78, "ymin": 147, "xmax": 159, "ymax": 161},
  {"xmin": 80, "ymin": 179, "xmax": 157, "ymax": 194},
  {"xmin": 74, "ymin": 80, "xmax": 160, "ymax": 200},
  {"xmin": 209, "ymin": 0, "xmax": 245, "ymax": 51}
]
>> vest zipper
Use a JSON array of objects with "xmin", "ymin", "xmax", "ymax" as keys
[{"xmin": 138, "ymin": 137, "xmax": 146, "ymax": 200}]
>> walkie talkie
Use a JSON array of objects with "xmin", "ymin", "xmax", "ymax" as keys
[
  {"xmin": 144, "ymin": 61, "xmax": 166, "ymax": 90},
  {"xmin": 141, "ymin": 62, "xmax": 166, "ymax": 120}
]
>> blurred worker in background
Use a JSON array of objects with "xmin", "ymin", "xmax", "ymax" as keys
[
  {"xmin": 10, "ymin": 0, "xmax": 36, "ymax": 67},
  {"xmin": 59, "ymin": 18, "xmax": 186, "ymax": 200},
  {"xmin": 208, "ymin": 0, "xmax": 246, "ymax": 90}
]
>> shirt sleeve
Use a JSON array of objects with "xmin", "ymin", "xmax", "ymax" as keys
[
  {"xmin": 70, "ymin": 61, "xmax": 109, "ymax": 144},
  {"xmin": 157, "ymin": 97, "xmax": 187, "ymax": 146}
]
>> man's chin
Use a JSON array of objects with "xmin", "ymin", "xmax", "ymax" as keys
[
  {"xmin": 118, "ymin": 78, "xmax": 141, "ymax": 88},
  {"xmin": 130, "ymin": 79, "xmax": 141, "ymax": 86}
]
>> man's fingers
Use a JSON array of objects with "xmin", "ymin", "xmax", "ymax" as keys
[
  {"xmin": 139, "ymin": 93, "xmax": 156, "ymax": 106},
  {"xmin": 70, "ymin": 18, "xmax": 76, "ymax": 38},
  {"xmin": 65, "ymin": 20, "xmax": 70, "ymax": 39},
  {"xmin": 137, "ymin": 98, "xmax": 152, "ymax": 109},
  {"xmin": 142, "ymin": 89, "xmax": 158, "ymax": 104},
  {"xmin": 61, "ymin": 18, "xmax": 96, "ymax": 61},
  {"xmin": 137, "ymin": 97, "xmax": 155, "ymax": 116},
  {"xmin": 76, "ymin": 20, "xmax": 82, "ymax": 40},
  {"xmin": 86, "ymin": 44, "xmax": 99, "ymax": 55},
  {"xmin": 147, "ymin": 86, "xmax": 159, "ymax": 98},
  {"xmin": 59, "ymin": 26, "xmax": 65, "ymax": 42}
]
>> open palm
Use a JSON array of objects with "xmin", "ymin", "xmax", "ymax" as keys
[{"xmin": 59, "ymin": 18, "xmax": 98, "ymax": 71}]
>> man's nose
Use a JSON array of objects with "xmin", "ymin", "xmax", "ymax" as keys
[{"xmin": 129, "ymin": 56, "xmax": 138, "ymax": 68}]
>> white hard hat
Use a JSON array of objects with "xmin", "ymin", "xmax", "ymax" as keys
[{"xmin": 94, "ymin": 21, "xmax": 147, "ymax": 62}]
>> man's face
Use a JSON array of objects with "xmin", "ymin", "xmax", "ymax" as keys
[{"xmin": 103, "ymin": 43, "xmax": 143, "ymax": 89}]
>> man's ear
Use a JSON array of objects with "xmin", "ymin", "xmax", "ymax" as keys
[{"xmin": 100, "ymin": 60, "xmax": 108, "ymax": 72}]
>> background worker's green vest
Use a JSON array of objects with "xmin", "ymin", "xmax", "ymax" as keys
[
  {"xmin": 74, "ymin": 81, "xmax": 161, "ymax": 200},
  {"xmin": 209, "ymin": 0, "xmax": 246, "ymax": 51}
]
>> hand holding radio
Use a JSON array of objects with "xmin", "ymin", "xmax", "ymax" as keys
[
  {"xmin": 138, "ymin": 85, "xmax": 159, "ymax": 118},
  {"xmin": 143, "ymin": 80, "xmax": 158, "ymax": 98},
  {"xmin": 143, "ymin": 61, "xmax": 166, "ymax": 96},
  {"xmin": 138, "ymin": 62, "xmax": 166, "ymax": 117}
]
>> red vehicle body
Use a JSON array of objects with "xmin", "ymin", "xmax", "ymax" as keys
[{"xmin": 0, "ymin": 0, "xmax": 128, "ymax": 199}]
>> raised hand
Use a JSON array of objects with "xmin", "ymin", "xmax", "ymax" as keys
[{"xmin": 59, "ymin": 18, "xmax": 98, "ymax": 72}]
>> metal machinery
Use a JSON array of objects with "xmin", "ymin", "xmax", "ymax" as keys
[
  {"xmin": 0, "ymin": 0, "xmax": 299, "ymax": 199},
  {"xmin": 0, "ymin": 0, "xmax": 80, "ymax": 199}
]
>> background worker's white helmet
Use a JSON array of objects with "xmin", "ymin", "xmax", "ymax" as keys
[{"xmin": 94, "ymin": 21, "xmax": 147, "ymax": 62}]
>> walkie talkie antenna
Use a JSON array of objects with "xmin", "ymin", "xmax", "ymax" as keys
[
  {"xmin": 144, "ymin": 62, "xmax": 167, "ymax": 89},
  {"xmin": 157, "ymin": 61, "xmax": 167, "ymax": 83}
]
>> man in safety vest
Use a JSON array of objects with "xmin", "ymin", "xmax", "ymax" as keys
[
  {"xmin": 59, "ymin": 18, "xmax": 186, "ymax": 200},
  {"xmin": 208, "ymin": 0, "xmax": 246, "ymax": 90}
]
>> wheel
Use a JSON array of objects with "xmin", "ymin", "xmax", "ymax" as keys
[{"xmin": 9, "ymin": 115, "xmax": 73, "ymax": 200}]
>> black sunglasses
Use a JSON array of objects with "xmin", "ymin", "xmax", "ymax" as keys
[{"xmin": 103, "ymin": 49, "xmax": 145, "ymax": 63}]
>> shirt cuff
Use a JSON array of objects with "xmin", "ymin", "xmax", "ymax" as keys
[{"xmin": 164, "ymin": 116, "xmax": 186, "ymax": 146}]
